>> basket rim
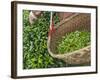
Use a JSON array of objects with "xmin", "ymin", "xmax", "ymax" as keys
[
  {"xmin": 55, "ymin": 45, "xmax": 90, "ymax": 56},
  {"xmin": 55, "ymin": 13, "xmax": 79, "ymax": 29}
]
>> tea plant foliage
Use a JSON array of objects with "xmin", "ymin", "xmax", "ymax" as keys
[{"xmin": 23, "ymin": 10, "xmax": 66, "ymax": 69}]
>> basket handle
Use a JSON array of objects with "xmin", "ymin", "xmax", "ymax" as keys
[{"xmin": 48, "ymin": 12, "xmax": 55, "ymax": 37}]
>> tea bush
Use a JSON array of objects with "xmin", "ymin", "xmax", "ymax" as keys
[{"xmin": 23, "ymin": 10, "xmax": 66, "ymax": 69}]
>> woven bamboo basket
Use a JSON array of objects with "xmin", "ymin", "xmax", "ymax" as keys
[{"xmin": 47, "ymin": 13, "xmax": 91, "ymax": 65}]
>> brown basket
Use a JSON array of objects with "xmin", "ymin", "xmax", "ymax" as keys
[{"xmin": 47, "ymin": 13, "xmax": 91, "ymax": 65}]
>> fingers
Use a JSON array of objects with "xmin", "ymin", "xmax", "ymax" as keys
[
  {"xmin": 35, "ymin": 11, "xmax": 41, "ymax": 16},
  {"xmin": 29, "ymin": 11, "xmax": 41, "ymax": 24}
]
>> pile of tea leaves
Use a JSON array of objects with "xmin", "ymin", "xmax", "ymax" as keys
[{"xmin": 57, "ymin": 31, "xmax": 90, "ymax": 54}]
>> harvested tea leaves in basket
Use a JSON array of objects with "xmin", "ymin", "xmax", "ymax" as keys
[{"xmin": 57, "ymin": 30, "xmax": 90, "ymax": 54}]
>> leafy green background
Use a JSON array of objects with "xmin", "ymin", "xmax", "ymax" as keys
[{"xmin": 23, "ymin": 10, "xmax": 67, "ymax": 69}]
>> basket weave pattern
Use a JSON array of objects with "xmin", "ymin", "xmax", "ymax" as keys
[{"xmin": 47, "ymin": 13, "xmax": 91, "ymax": 65}]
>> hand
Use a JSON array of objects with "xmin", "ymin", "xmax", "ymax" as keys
[{"xmin": 29, "ymin": 11, "xmax": 41, "ymax": 24}]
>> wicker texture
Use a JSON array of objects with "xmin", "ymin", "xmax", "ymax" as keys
[{"xmin": 47, "ymin": 13, "xmax": 91, "ymax": 65}]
